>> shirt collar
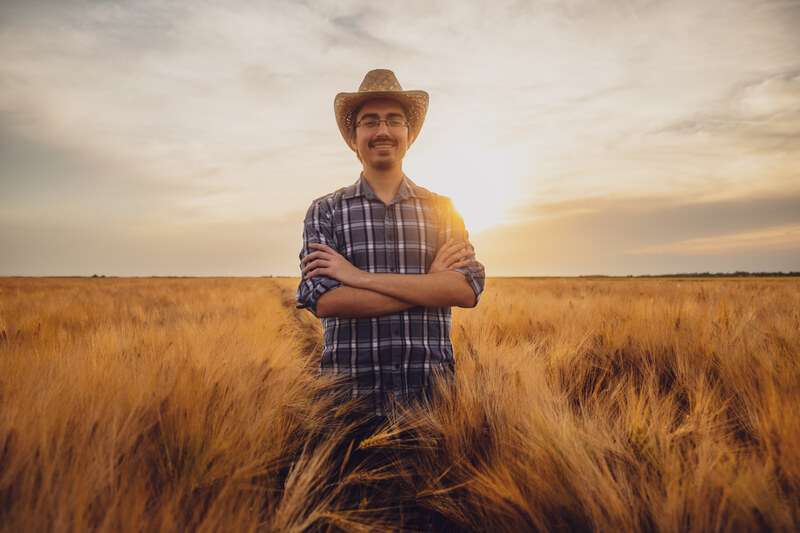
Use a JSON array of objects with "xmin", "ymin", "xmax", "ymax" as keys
[{"xmin": 342, "ymin": 174, "xmax": 432, "ymax": 203}]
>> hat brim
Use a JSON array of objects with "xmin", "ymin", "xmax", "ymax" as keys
[{"xmin": 334, "ymin": 90, "xmax": 429, "ymax": 151}]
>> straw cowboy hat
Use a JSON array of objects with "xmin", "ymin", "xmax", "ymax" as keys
[{"xmin": 334, "ymin": 69, "xmax": 429, "ymax": 151}]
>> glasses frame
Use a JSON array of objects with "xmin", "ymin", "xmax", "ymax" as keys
[{"xmin": 355, "ymin": 118, "xmax": 409, "ymax": 129}]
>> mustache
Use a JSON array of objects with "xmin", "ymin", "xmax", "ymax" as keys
[{"xmin": 368, "ymin": 137, "xmax": 396, "ymax": 147}]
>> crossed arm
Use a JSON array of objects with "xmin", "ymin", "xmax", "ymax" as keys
[{"xmin": 301, "ymin": 239, "xmax": 477, "ymax": 318}]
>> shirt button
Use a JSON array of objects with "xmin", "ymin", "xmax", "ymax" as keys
[{"xmin": 394, "ymin": 364, "xmax": 400, "ymax": 370}]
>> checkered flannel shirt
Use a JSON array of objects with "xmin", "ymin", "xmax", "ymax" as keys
[{"xmin": 296, "ymin": 174, "xmax": 486, "ymax": 414}]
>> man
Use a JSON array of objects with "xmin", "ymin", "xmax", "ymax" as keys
[{"xmin": 296, "ymin": 69, "xmax": 485, "ymax": 417}]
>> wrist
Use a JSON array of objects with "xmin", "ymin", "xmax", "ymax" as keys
[{"xmin": 353, "ymin": 269, "xmax": 374, "ymax": 289}]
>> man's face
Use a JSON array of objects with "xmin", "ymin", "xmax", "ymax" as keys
[{"xmin": 352, "ymin": 99, "xmax": 409, "ymax": 171}]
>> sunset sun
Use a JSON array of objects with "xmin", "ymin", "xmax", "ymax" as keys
[{"xmin": 409, "ymin": 139, "xmax": 521, "ymax": 234}]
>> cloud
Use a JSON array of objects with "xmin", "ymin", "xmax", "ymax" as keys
[
  {"xmin": 2, "ymin": 0, "xmax": 799, "ymax": 275},
  {"xmin": 624, "ymin": 223, "xmax": 800, "ymax": 255},
  {"xmin": 3, "ymin": 0, "xmax": 797, "ymax": 197},
  {"xmin": 658, "ymin": 72, "xmax": 800, "ymax": 147},
  {"xmin": 473, "ymin": 190, "xmax": 800, "ymax": 275},
  {"xmin": 738, "ymin": 73, "xmax": 800, "ymax": 117}
]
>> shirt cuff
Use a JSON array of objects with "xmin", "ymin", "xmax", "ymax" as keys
[
  {"xmin": 454, "ymin": 263, "xmax": 486, "ymax": 306},
  {"xmin": 296, "ymin": 277, "xmax": 344, "ymax": 315}
]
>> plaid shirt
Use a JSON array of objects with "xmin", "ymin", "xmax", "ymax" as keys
[{"xmin": 296, "ymin": 174, "xmax": 485, "ymax": 414}]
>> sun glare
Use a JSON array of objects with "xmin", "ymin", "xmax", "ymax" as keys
[{"xmin": 408, "ymin": 140, "xmax": 522, "ymax": 233}]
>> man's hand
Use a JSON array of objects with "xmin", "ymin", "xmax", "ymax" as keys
[
  {"xmin": 301, "ymin": 243, "xmax": 367, "ymax": 287},
  {"xmin": 429, "ymin": 238, "xmax": 471, "ymax": 274}
]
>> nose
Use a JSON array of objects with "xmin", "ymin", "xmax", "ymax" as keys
[{"xmin": 375, "ymin": 120, "xmax": 391, "ymax": 135}]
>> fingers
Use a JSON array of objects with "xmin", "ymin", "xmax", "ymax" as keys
[
  {"xmin": 444, "ymin": 256, "xmax": 471, "ymax": 270},
  {"xmin": 445, "ymin": 241, "xmax": 467, "ymax": 255},
  {"xmin": 433, "ymin": 238, "xmax": 454, "ymax": 260},
  {"xmin": 301, "ymin": 251, "xmax": 323, "ymax": 264},
  {"xmin": 301, "ymin": 247, "xmax": 336, "ymax": 264},
  {"xmin": 450, "ymin": 257, "xmax": 471, "ymax": 270},
  {"xmin": 303, "ymin": 268, "xmax": 325, "ymax": 279},
  {"xmin": 430, "ymin": 237, "xmax": 472, "ymax": 275},
  {"xmin": 435, "ymin": 239, "xmax": 467, "ymax": 259},
  {"xmin": 301, "ymin": 258, "xmax": 328, "ymax": 275},
  {"xmin": 441, "ymin": 249, "xmax": 471, "ymax": 270},
  {"xmin": 440, "ymin": 238, "xmax": 462, "ymax": 254},
  {"xmin": 444, "ymin": 248, "xmax": 471, "ymax": 267}
]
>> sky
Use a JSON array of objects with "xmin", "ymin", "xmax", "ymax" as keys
[{"xmin": 1, "ymin": 0, "xmax": 798, "ymax": 277}]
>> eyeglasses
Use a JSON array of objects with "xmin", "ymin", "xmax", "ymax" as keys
[{"xmin": 355, "ymin": 118, "xmax": 409, "ymax": 129}]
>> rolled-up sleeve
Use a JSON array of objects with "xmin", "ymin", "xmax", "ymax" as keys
[
  {"xmin": 437, "ymin": 196, "xmax": 486, "ymax": 306},
  {"xmin": 295, "ymin": 198, "xmax": 343, "ymax": 315}
]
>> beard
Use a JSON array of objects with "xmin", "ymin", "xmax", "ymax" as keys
[
  {"xmin": 357, "ymin": 147, "xmax": 397, "ymax": 171},
  {"xmin": 370, "ymin": 158, "xmax": 395, "ymax": 171}
]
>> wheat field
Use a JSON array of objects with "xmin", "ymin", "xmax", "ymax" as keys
[{"xmin": 0, "ymin": 276, "xmax": 798, "ymax": 532}]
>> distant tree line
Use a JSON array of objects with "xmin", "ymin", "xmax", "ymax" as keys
[{"xmin": 580, "ymin": 271, "xmax": 800, "ymax": 278}]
